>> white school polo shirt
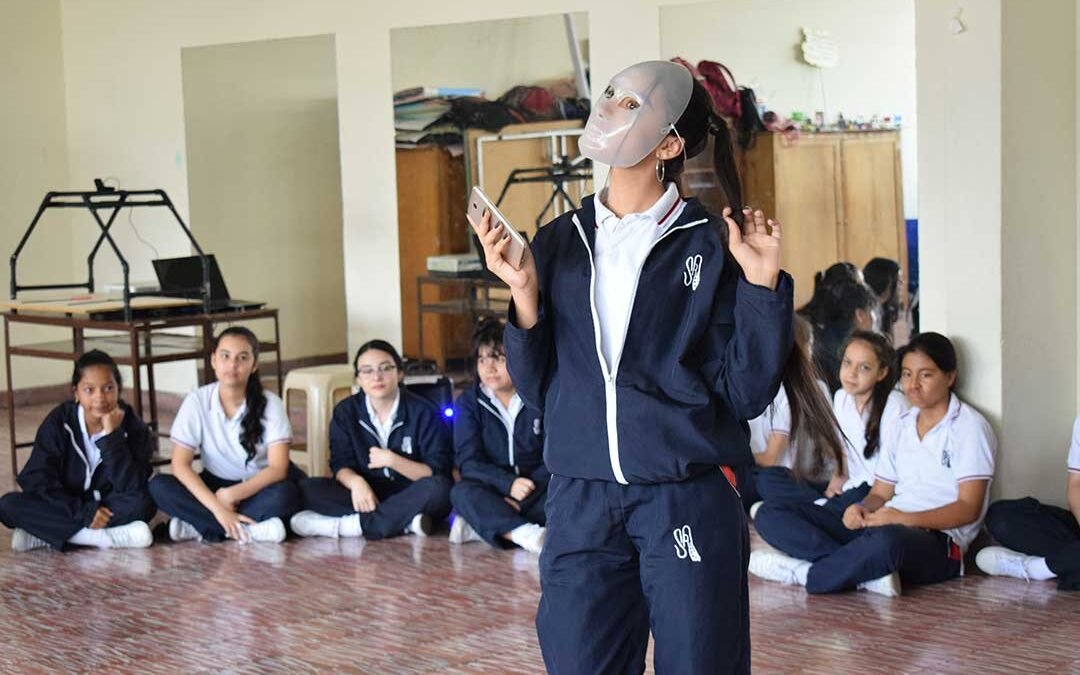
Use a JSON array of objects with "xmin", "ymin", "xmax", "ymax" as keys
[
  {"xmin": 1068, "ymin": 416, "xmax": 1080, "ymax": 475},
  {"xmin": 171, "ymin": 382, "xmax": 292, "ymax": 482},
  {"xmin": 76, "ymin": 405, "xmax": 106, "ymax": 492},
  {"xmin": 835, "ymin": 388, "xmax": 909, "ymax": 491},
  {"xmin": 747, "ymin": 381, "xmax": 833, "ymax": 472},
  {"xmin": 365, "ymin": 390, "xmax": 401, "ymax": 448},
  {"xmin": 593, "ymin": 183, "xmax": 685, "ymax": 372},
  {"xmin": 874, "ymin": 393, "xmax": 996, "ymax": 552}
]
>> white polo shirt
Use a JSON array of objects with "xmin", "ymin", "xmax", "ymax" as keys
[
  {"xmin": 1068, "ymin": 416, "xmax": 1080, "ymax": 475},
  {"xmin": 593, "ymin": 183, "xmax": 685, "ymax": 371},
  {"xmin": 76, "ymin": 405, "xmax": 106, "ymax": 491},
  {"xmin": 365, "ymin": 390, "xmax": 401, "ymax": 448},
  {"xmin": 747, "ymin": 381, "xmax": 832, "ymax": 473},
  {"xmin": 835, "ymin": 388, "xmax": 909, "ymax": 491},
  {"xmin": 874, "ymin": 393, "xmax": 996, "ymax": 552},
  {"xmin": 171, "ymin": 382, "xmax": 292, "ymax": 482}
]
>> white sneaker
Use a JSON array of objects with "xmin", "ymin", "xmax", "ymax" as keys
[
  {"xmin": 11, "ymin": 528, "xmax": 49, "ymax": 552},
  {"xmin": 408, "ymin": 513, "xmax": 433, "ymax": 537},
  {"xmin": 976, "ymin": 546, "xmax": 1030, "ymax": 580},
  {"xmin": 290, "ymin": 510, "xmax": 341, "ymax": 538},
  {"xmin": 168, "ymin": 517, "xmax": 201, "ymax": 542},
  {"xmin": 104, "ymin": 521, "xmax": 153, "ymax": 549},
  {"xmin": 748, "ymin": 548, "xmax": 809, "ymax": 586},
  {"xmin": 243, "ymin": 517, "xmax": 286, "ymax": 544},
  {"xmin": 448, "ymin": 515, "xmax": 483, "ymax": 544},
  {"xmin": 858, "ymin": 572, "xmax": 902, "ymax": 597},
  {"xmin": 508, "ymin": 523, "xmax": 545, "ymax": 554},
  {"xmin": 748, "ymin": 501, "xmax": 765, "ymax": 521}
]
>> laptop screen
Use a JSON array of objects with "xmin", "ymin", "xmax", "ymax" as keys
[{"xmin": 152, "ymin": 255, "xmax": 231, "ymax": 301}]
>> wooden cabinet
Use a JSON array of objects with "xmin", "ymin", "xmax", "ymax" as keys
[
  {"xmin": 685, "ymin": 130, "xmax": 906, "ymax": 308},
  {"xmin": 395, "ymin": 146, "xmax": 471, "ymax": 367}
]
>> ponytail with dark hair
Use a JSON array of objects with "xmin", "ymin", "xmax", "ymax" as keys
[
  {"xmin": 214, "ymin": 327, "xmax": 265, "ymax": 465},
  {"xmin": 898, "ymin": 332, "xmax": 958, "ymax": 389},
  {"xmin": 784, "ymin": 316, "xmax": 845, "ymax": 481},
  {"xmin": 72, "ymin": 349, "xmax": 123, "ymax": 392},
  {"xmin": 842, "ymin": 331, "xmax": 898, "ymax": 460}
]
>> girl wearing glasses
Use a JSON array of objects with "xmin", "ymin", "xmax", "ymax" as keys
[
  {"xmin": 291, "ymin": 340, "xmax": 453, "ymax": 540},
  {"xmin": 448, "ymin": 317, "xmax": 548, "ymax": 553}
]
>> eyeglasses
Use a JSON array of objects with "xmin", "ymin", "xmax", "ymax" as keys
[
  {"xmin": 477, "ymin": 354, "xmax": 507, "ymax": 367},
  {"xmin": 358, "ymin": 363, "xmax": 398, "ymax": 377}
]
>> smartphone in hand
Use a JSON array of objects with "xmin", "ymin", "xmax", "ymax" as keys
[{"xmin": 467, "ymin": 186, "xmax": 526, "ymax": 270}]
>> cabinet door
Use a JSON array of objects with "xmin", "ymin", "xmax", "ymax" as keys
[
  {"xmin": 840, "ymin": 134, "xmax": 903, "ymax": 268},
  {"xmin": 774, "ymin": 136, "xmax": 842, "ymax": 307}
]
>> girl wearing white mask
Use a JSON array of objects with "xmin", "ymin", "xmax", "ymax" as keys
[{"xmin": 472, "ymin": 60, "xmax": 795, "ymax": 674}]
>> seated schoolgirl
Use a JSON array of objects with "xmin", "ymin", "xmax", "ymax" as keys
[
  {"xmin": 978, "ymin": 416, "xmax": 1080, "ymax": 590},
  {"xmin": 826, "ymin": 330, "xmax": 909, "ymax": 509},
  {"xmin": 751, "ymin": 332, "xmax": 996, "ymax": 596},
  {"xmin": 744, "ymin": 317, "xmax": 843, "ymax": 514},
  {"xmin": 448, "ymin": 318, "xmax": 547, "ymax": 553},
  {"xmin": 0, "ymin": 350, "xmax": 155, "ymax": 551},
  {"xmin": 290, "ymin": 340, "xmax": 452, "ymax": 540},
  {"xmin": 149, "ymin": 327, "xmax": 301, "ymax": 543}
]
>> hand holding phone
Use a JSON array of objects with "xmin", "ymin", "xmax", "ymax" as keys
[{"xmin": 467, "ymin": 186, "xmax": 526, "ymax": 270}]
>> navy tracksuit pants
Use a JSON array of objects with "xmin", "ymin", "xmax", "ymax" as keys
[
  {"xmin": 0, "ymin": 488, "xmax": 156, "ymax": 550},
  {"xmin": 536, "ymin": 468, "xmax": 749, "ymax": 675},
  {"xmin": 297, "ymin": 475, "xmax": 451, "ymax": 540},
  {"xmin": 450, "ymin": 478, "xmax": 547, "ymax": 548},
  {"xmin": 987, "ymin": 497, "xmax": 1080, "ymax": 591},
  {"xmin": 755, "ymin": 494, "xmax": 961, "ymax": 594},
  {"xmin": 148, "ymin": 465, "xmax": 303, "ymax": 543}
]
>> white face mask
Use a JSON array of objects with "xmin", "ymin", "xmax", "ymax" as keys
[{"xmin": 579, "ymin": 61, "xmax": 694, "ymax": 169}]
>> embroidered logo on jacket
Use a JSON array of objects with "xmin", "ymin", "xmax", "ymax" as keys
[
  {"xmin": 673, "ymin": 524, "xmax": 702, "ymax": 562},
  {"xmin": 683, "ymin": 254, "xmax": 703, "ymax": 291},
  {"xmin": 533, "ymin": 418, "xmax": 542, "ymax": 436},
  {"xmin": 402, "ymin": 436, "xmax": 414, "ymax": 455}
]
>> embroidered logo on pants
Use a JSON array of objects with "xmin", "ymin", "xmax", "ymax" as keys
[
  {"xmin": 683, "ymin": 255, "xmax": 703, "ymax": 291},
  {"xmin": 673, "ymin": 525, "xmax": 702, "ymax": 562}
]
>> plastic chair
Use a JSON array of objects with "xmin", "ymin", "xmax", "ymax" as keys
[{"xmin": 283, "ymin": 364, "xmax": 355, "ymax": 477}]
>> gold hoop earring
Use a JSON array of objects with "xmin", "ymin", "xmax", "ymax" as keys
[{"xmin": 655, "ymin": 157, "xmax": 666, "ymax": 184}]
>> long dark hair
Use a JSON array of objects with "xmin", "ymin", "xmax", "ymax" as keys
[
  {"xmin": 784, "ymin": 316, "xmax": 845, "ymax": 481},
  {"xmin": 863, "ymin": 258, "xmax": 901, "ymax": 336},
  {"xmin": 841, "ymin": 331, "xmax": 898, "ymax": 459},
  {"xmin": 668, "ymin": 80, "xmax": 744, "ymax": 233},
  {"xmin": 72, "ymin": 349, "xmax": 123, "ymax": 392},
  {"xmin": 898, "ymin": 332, "xmax": 957, "ymax": 390},
  {"xmin": 214, "ymin": 327, "xmax": 264, "ymax": 464}
]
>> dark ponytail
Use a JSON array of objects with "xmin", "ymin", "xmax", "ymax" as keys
[
  {"xmin": 784, "ymin": 316, "xmax": 845, "ymax": 481},
  {"xmin": 214, "ymin": 326, "xmax": 265, "ymax": 465},
  {"xmin": 668, "ymin": 80, "xmax": 744, "ymax": 235},
  {"xmin": 72, "ymin": 349, "xmax": 123, "ymax": 392},
  {"xmin": 842, "ymin": 331, "xmax": 898, "ymax": 459},
  {"xmin": 898, "ymin": 332, "xmax": 958, "ymax": 390}
]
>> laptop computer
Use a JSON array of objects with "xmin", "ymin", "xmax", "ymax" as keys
[{"xmin": 152, "ymin": 255, "xmax": 265, "ymax": 311}]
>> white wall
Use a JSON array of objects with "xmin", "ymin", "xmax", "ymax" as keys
[
  {"xmin": 0, "ymin": 0, "xmax": 74, "ymax": 389},
  {"xmin": 182, "ymin": 34, "xmax": 347, "ymax": 362},
  {"xmin": 660, "ymin": 0, "xmax": 917, "ymax": 220},
  {"xmin": 1000, "ymin": 0, "xmax": 1077, "ymax": 503},
  {"xmin": 917, "ymin": 0, "xmax": 1078, "ymax": 505},
  {"xmin": 391, "ymin": 13, "xmax": 588, "ymax": 98}
]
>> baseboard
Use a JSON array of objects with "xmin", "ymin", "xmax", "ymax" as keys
[{"xmin": 0, "ymin": 383, "xmax": 71, "ymax": 409}]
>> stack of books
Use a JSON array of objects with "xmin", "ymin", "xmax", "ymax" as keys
[{"xmin": 394, "ymin": 86, "xmax": 484, "ymax": 148}]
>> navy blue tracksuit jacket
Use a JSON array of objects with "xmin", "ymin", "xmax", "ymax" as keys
[
  {"xmin": 329, "ymin": 388, "xmax": 453, "ymax": 496},
  {"xmin": 504, "ymin": 196, "xmax": 794, "ymax": 485},
  {"xmin": 453, "ymin": 382, "xmax": 549, "ymax": 495}
]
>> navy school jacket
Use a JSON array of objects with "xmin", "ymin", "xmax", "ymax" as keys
[
  {"xmin": 17, "ymin": 400, "xmax": 153, "ymax": 526},
  {"xmin": 329, "ymin": 388, "xmax": 453, "ymax": 493},
  {"xmin": 504, "ymin": 196, "xmax": 793, "ymax": 485},
  {"xmin": 453, "ymin": 382, "xmax": 549, "ymax": 495}
]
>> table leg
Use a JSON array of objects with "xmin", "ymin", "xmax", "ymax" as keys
[{"xmin": 5, "ymin": 317, "xmax": 17, "ymax": 478}]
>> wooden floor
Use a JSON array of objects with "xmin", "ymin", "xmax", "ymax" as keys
[{"xmin": 1, "ymin": 402, "xmax": 1078, "ymax": 674}]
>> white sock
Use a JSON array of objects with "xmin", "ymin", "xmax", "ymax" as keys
[
  {"xmin": 1026, "ymin": 556, "xmax": 1057, "ymax": 581},
  {"xmin": 793, "ymin": 560, "xmax": 812, "ymax": 586},
  {"xmin": 339, "ymin": 513, "xmax": 362, "ymax": 538},
  {"xmin": 68, "ymin": 527, "xmax": 112, "ymax": 549}
]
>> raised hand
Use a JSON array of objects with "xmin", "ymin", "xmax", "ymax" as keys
[{"xmin": 723, "ymin": 206, "xmax": 782, "ymax": 290}]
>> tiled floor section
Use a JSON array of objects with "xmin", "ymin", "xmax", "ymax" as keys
[{"xmin": 1, "ymin": 403, "xmax": 1079, "ymax": 673}]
